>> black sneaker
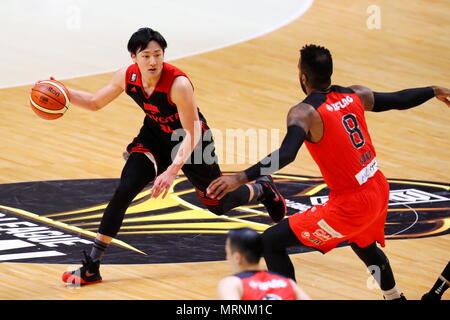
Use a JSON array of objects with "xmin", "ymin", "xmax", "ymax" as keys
[
  {"xmin": 384, "ymin": 293, "xmax": 407, "ymax": 301},
  {"xmin": 257, "ymin": 175, "xmax": 286, "ymax": 223},
  {"xmin": 421, "ymin": 292, "xmax": 440, "ymax": 300},
  {"xmin": 62, "ymin": 251, "xmax": 102, "ymax": 285}
]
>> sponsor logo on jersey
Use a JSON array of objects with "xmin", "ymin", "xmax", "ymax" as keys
[
  {"xmin": 355, "ymin": 158, "xmax": 378, "ymax": 185},
  {"xmin": 0, "ymin": 174, "xmax": 448, "ymax": 264},
  {"xmin": 312, "ymin": 228, "xmax": 332, "ymax": 242},
  {"xmin": 325, "ymin": 96, "xmax": 354, "ymax": 112},
  {"xmin": 143, "ymin": 103, "xmax": 160, "ymax": 114},
  {"xmin": 249, "ymin": 279, "xmax": 288, "ymax": 290},
  {"xmin": 317, "ymin": 219, "xmax": 344, "ymax": 239},
  {"xmin": 146, "ymin": 113, "xmax": 180, "ymax": 123}
]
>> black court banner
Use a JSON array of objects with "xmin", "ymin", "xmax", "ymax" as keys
[
  {"xmin": 0, "ymin": 174, "xmax": 448, "ymax": 264},
  {"xmin": 0, "ymin": 300, "xmax": 444, "ymax": 319}
]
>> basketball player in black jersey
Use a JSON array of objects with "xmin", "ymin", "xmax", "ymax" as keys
[{"xmin": 59, "ymin": 28, "xmax": 286, "ymax": 285}]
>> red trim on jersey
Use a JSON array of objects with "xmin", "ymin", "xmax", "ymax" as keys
[
  {"xmin": 125, "ymin": 62, "xmax": 189, "ymax": 103},
  {"xmin": 166, "ymin": 75, "xmax": 195, "ymax": 106},
  {"xmin": 199, "ymin": 197, "xmax": 220, "ymax": 206}
]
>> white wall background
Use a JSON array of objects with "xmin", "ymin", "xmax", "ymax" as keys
[{"xmin": 0, "ymin": 0, "xmax": 313, "ymax": 88}]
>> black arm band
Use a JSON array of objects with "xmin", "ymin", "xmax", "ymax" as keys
[
  {"xmin": 372, "ymin": 87, "xmax": 435, "ymax": 112},
  {"xmin": 244, "ymin": 125, "xmax": 306, "ymax": 182}
]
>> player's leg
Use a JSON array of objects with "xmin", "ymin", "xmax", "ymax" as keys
[
  {"xmin": 183, "ymin": 137, "xmax": 286, "ymax": 221},
  {"xmin": 95, "ymin": 152, "xmax": 156, "ymax": 247},
  {"xmin": 260, "ymin": 218, "xmax": 302, "ymax": 281},
  {"xmin": 422, "ymin": 261, "xmax": 450, "ymax": 300},
  {"xmin": 350, "ymin": 242, "xmax": 405, "ymax": 300},
  {"xmin": 62, "ymin": 152, "xmax": 157, "ymax": 285},
  {"xmin": 185, "ymin": 165, "xmax": 286, "ymax": 221},
  {"xmin": 182, "ymin": 160, "xmax": 253, "ymax": 211}
]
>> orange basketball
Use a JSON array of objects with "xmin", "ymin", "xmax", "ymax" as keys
[{"xmin": 29, "ymin": 80, "xmax": 70, "ymax": 120}]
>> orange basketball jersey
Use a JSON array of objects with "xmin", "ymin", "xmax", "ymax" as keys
[
  {"xmin": 236, "ymin": 270, "xmax": 297, "ymax": 300},
  {"xmin": 304, "ymin": 86, "xmax": 378, "ymax": 192}
]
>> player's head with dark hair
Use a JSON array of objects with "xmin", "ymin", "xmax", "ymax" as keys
[
  {"xmin": 128, "ymin": 28, "xmax": 167, "ymax": 80},
  {"xmin": 299, "ymin": 44, "xmax": 333, "ymax": 94},
  {"xmin": 226, "ymin": 228, "xmax": 262, "ymax": 266},
  {"xmin": 127, "ymin": 27, "xmax": 167, "ymax": 55}
]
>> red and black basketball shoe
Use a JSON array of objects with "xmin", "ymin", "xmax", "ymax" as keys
[
  {"xmin": 62, "ymin": 251, "xmax": 102, "ymax": 286},
  {"xmin": 257, "ymin": 175, "xmax": 287, "ymax": 223}
]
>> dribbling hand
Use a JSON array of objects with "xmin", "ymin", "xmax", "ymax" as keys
[{"xmin": 151, "ymin": 169, "xmax": 176, "ymax": 199}]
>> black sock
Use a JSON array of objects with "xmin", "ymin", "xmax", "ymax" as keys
[
  {"xmin": 89, "ymin": 239, "xmax": 109, "ymax": 262},
  {"xmin": 351, "ymin": 243, "xmax": 397, "ymax": 291},
  {"xmin": 427, "ymin": 261, "xmax": 450, "ymax": 298},
  {"xmin": 429, "ymin": 277, "xmax": 450, "ymax": 298},
  {"xmin": 251, "ymin": 183, "xmax": 264, "ymax": 201}
]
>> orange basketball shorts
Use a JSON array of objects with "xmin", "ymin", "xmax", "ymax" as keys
[{"xmin": 288, "ymin": 171, "xmax": 390, "ymax": 253}]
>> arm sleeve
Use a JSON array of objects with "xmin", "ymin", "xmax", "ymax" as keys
[
  {"xmin": 244, "ymin": 125, "xmax": 306, "ymax": 182},
  {"xmin": 372, "ymin": 87, "xmax": 435, "ymax": 112}
]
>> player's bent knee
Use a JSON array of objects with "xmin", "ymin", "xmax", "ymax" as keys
[{"xmin": 351, "ymin": 242, "xmax": 388, "ymax": 266}]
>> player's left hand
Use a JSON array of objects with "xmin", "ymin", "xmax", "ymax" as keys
[
  {"xmin": 433, "ymin": 86, "xmax": 450, "ymax": 108},
  {"xmin": 207, "ymin": 175, "xmax": 241, "ymax": 200},
  {"xmin": 151, "ymin": 170, "xmax": 176, "ymax": 199}
]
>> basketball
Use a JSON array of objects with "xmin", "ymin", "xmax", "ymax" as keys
[{"xmin": 29, "ymin": 80, "xmax": 70, "ymax": 120}]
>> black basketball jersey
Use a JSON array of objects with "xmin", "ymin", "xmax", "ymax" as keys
[{"xmin": 125, "ymin": 62, "xmax": 207, "ymax": 137}]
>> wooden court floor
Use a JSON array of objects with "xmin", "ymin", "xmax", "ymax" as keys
[{"xmin": 0, "ymin": 0, "xmax": 448, "ymax": 299}]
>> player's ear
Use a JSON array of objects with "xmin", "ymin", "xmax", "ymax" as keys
[
  {"xmin": 301, "ymin": 73, "xmax": 307, "ymax": 85},
  {"xmin": 234, "ymin": 252, "xmax": 244, "ymax": 265},
  {"xmin": 131, "ymin": 53, "xmax": 137, "ymax": 64}
]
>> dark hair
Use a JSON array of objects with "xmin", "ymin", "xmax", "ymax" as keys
[
  {"xmin": 127, "ymin": 27, "xmax": 167, "ymax": 54},
  {"xmin": 300, "ymin": 44, "xmax": 333, "ymax": 90},
  {"xmin": 227, "ymin": 228, "xmax": 262, "ymax": 264}
]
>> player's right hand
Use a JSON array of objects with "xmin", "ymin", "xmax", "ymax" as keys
[{"xmin": 207, "ymin": 175, "xmax": 241, "ymax": 200}]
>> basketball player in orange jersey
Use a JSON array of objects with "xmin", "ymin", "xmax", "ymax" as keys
[
  {"xmin": 207, "ymin": 44, "xmax": 450, "ymax": 300},
  {"xmin": 218, "ymin": 228, "xmax": 310, "ymax": 300},
  {"xmin": 58, "ymin": 28, "xmax": 286, "ymax": 285}
]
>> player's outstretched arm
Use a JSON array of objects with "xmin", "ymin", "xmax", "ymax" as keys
[
  {"xmin": 350, "ymin": 85, "xmax": 450, "ymax": 111},
  {"xmin": 242, "ymin": 103, "xmax": 314, "ymax": 182},
  {"xmin": 151, "ymin": 76, "xmax": 202, "ymax": 199},
  {"xmin": 66, "ymin": 67, "xmax": 126, "ymax": 111},
  {"xmin": 207, "ymin": 103, "xmax": 315, "ymax": 200}
]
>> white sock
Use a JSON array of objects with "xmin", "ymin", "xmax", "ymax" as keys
[{"xmin": 383, "ymin": 286, "xmax": 401, "ymax": 300}]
